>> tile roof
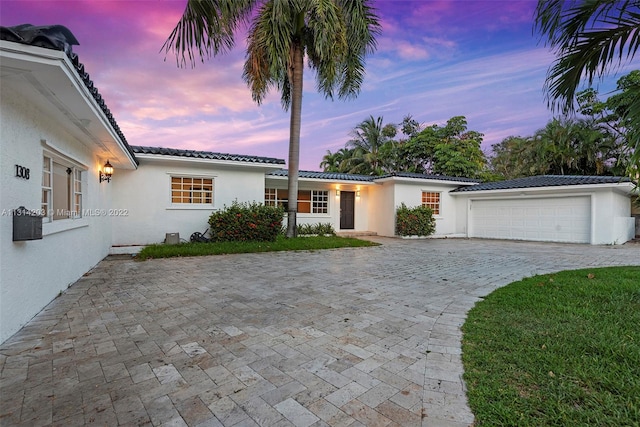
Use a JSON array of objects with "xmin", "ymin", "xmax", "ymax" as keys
[
  {"xmin": 378, "ymin": 172, "xmax": 480, "ymax": 183},
  {"xmin": 267, "ymin": 169, "xmax": 375, "ymax": 182},
  {"xmin": 131, "ymin": 146, "xmax": 285, "ymax": 165},
  {"xmin": 451, "ymin": 175, "xmax": 633, "ymax": 192},
  {"xmin": 1, "ymin": 24, "xmax": 138, "ymax": 164},
  {"xmin": 268, "ymin": 170, "xmax": 482, "ymax": 183}
]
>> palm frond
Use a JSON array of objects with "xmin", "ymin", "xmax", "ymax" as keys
[
  {"xmin": 162, "ymin": 0, "xmax": 256, "ymax": 67},
  {"xmin": 535, "ymin": 0, "xmax": 640, "ymax": 113}
]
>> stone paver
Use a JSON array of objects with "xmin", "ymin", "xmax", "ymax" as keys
[{"xmin": 1, "ymin": 238, "xmax": 638, "ymax": 426}]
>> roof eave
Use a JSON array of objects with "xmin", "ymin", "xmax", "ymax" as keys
[
  {"xmin": 266, "ymin": 175, "xmax": 376, "ymax": 185},
  {"xmin": 0, "ymin": 40, "xmax": 138, "ymax": 169},
  {"xmin": 450, "ymin": 182, "xmax": 637, "ymax": 196},
  {"xmin": 374, "ymin": 175, "xmax": 478, "ymax": 186},
  {"xmin": 135, "ymin": 153, "xmax": 285, "ymax": 169}
]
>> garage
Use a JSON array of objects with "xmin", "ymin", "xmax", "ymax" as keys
[{"xmin": 469, "ymin": 196, "xmax": 591, "ymax": 243}]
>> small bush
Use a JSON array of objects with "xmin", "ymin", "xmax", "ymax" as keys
[
  {"xmin": 395, "ymin": 203, "xmax": 435, "ymax": 236},
  {"xmin": 208, "ymin": 201, "xmax": 284, "ymax": 242},
  {"xmin": 297, "ymin": 222, "xmax": 336, "ymax": 236}
]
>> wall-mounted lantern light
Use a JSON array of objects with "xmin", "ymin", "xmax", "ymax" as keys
[
  {"xmin": 99, "ymin": 160, "xmax": 113, "ymax": 183},
  {"xmin": 356, "ymin": 189, "xmax": 361, "ymax": 198},
  {"xmin": 336, "ymin": 188, "xmax": 340, "ymax": 197}
]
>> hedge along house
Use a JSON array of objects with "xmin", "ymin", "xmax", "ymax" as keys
[{"xmin": 0, "ymin": 25, "xmax": 138, "ymax": 343}]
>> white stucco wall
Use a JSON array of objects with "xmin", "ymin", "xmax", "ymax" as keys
[
  {"xmin": 381, "ymin": 179, "xmax": 465, "ymax": 237},
  {"xmin": 368, "ymin": 182, "xmax": 395, "ymax": 236},
  {"xmin": 592, "ymin": 190, "xmax": 634, "ymax": 245},
  {"xmin": 1, "ymin": 85, "xmax": 114, "ymax": 343},
  {"xmin": 112, "ymin": 159, "xmax": 276, "ymax": 245}
]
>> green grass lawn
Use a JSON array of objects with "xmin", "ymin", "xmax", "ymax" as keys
[
  {"xmin": 462, "ymin": 266, "xmax": 640, "ymax": 426},
  {"xmin": 136, "ymin": 235, "xmax": 379, "ymax": 260}
]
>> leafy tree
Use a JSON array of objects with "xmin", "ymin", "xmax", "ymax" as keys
[
  {"xmin": 401, "ymin": 116, "xmax": 487, "ymax": 178},
  {"xmin": 490, "ymin": 136, "xmax": 535, "ymax": 179},
  {"xmin": 534, "ymin": 0, "xmax": 640, "ymax": 176},
  {"xmin": 164, "ymin": 0, "xmax": 380, "ymax": 237}
]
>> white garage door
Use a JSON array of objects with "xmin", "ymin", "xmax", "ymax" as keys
[{"xmin": 470, "ymin": 197, "xmax": 591, "ymax": 243}]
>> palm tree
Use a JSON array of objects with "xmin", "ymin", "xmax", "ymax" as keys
[
  {"xmin": 320, "ymin": 148, "xmax": 354, "ymax": 172},
  {"xmin": 346, "ymin": 115, "xmax": 395, "ymax": 175},
  {"xmin": 163, "ymin": 0, "xmax": 381, "ymax": 236},
  {"xmin": 534, "ymin": 0, "xmax": 640, "ymax": 176}
]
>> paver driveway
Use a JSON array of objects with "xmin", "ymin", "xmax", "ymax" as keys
[{"xmin": 1, "ymin": 238, "xmax": 639, "ymax": 427}]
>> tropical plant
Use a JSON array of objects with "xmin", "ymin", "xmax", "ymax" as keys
[
  {"xmin": 296, "ymin": 222, "xmax": 335, "ymax": 235},
  {"xmin": 534, "ymin": 0, "xmax": 640, "ymax": 176},
  {"xmin": 320, "ymin": 148, "xmax": 354, "ymax": 173},
  {"xmin": 164, "ymin": 0, "xmax": 381, "ymax": 237},
  {"xmin": 346, "ymin": 115, "xmax": 397, "ymax": 175},
  {"xmin": 490, "ymin": 118, "xmax": 626, "ymax": 178}
]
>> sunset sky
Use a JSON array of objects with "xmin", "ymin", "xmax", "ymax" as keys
[{"xmin": 2, "ymin": 1, "xmax": 637, "ymax": 170}]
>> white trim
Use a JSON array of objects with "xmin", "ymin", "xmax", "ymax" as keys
[
  {"xmin": 267, "ymin": 175, "xmax": 376, "ymax": 186},
  {"xmin": 450, "ymin": 183, "xmax": 636, "ymax": 197},
  {"xmin": 166, "ymin": 171, "xmax": 218, "ymax": 178},
  {"xmin": 166, "ymin": 206, "xmax": 216, "ymax": 211},
  {"xmin": 41, "ymin": 140, "xmax": 89, "ymax": 170},
  {"xmin": 42, "ymin": 218, "xmax": 89, "ymax": 236}
]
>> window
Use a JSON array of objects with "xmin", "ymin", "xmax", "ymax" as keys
[
  {"xmin": 171, "ymin": 177, "xmax": 213, "ymax": 204},
  {"xmin": 421, "ymin": 191, "xmax": 441, "ymax": 215},
  {"xmin": 265, "ymin": 189, "xmax": 329, "ymax": 214},
  {"xmin": 42, "ymin": 155, "xmax": 83, "ymax": 221},
  {"xmin": 312, "ymin": 190, "xmax": 328, "ymax": 214}
]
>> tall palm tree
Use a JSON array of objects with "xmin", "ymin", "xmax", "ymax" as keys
[
  {"xmin": 534, "ymin": 0, "xmax": 640, "ymax": 176},
  {"xmin": 163, "ymin": 0, "xmax": 381, "ymax": 236}
]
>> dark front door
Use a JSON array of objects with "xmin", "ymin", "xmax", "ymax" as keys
[{"xmin": 340, "ymin": 191, "xmax": 355, "ymax": 230}]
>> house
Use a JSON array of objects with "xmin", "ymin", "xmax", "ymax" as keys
[
  {"xmin": 111, "ymin": 150, "xmax": 635, "ymax": 247},
  {"xmin": 1, "ymin": 24, "xmax": 637, "ymax": 343},
  {"xmin": 1, "ymin": 25, "xmax": 138, "ymax": 343}
]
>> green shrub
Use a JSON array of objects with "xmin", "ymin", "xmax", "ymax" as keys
[
  {"xmin": 395, "ymin": 203, "xmax": 435, "ymax": 236},
  {"xmin": 208, "ymin": 201, "xmax": 284, "ymax": 242},
  {"xmin": 297, "ymin": 222, "xmax": 336, "ymax": 236}
]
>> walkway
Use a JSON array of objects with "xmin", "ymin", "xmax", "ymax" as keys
[{"xmin": 1, "ymin": 238, "xmax": 638, "ymax": 426}]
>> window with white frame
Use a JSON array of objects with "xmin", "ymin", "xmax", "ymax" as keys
[
  {"xmin": 421, "ymin": 191, "xmax": 441, "ymax": 215},
  {"xmin": 171, "ymin": 177, "xmax": 213, "ymax": 204},
  {"xmin": 265, "ymin": 188, "xmax": 329, "ymax": 214},
  {"xmin": 42, "ymin": 154, "xmax": 84, "ymax": 221},
  {"xmin": 312, "ymin": 190, "xmax": 328, "ymax": 214}
]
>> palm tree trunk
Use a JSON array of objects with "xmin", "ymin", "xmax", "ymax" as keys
[{"xmin": 285, "ymin": 42, "xmax": 303, "ymax": 238}]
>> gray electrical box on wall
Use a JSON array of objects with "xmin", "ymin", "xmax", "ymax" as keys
[{"xmin": 13, "ymin": 207, "xmax": 43, "ymax": 241}]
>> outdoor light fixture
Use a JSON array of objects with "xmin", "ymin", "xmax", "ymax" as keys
[
  {"xmin": 356, "ymin": 190, "xmax": 361, "ymax": 198},
  {"xmin": 99, "ymin": 160, "xmax": 113, "ymax": 183},
  {"xmin": 336, "ymin": 189, "xmax": 340, "ymax": 197}
]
